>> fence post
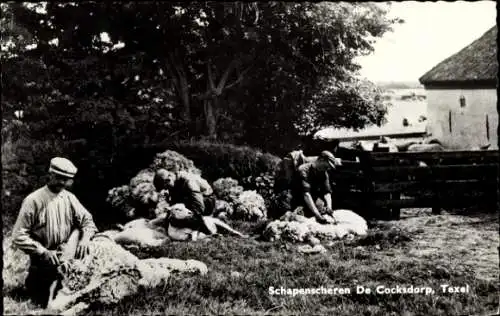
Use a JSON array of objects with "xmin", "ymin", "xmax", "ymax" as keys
[
  {"xmin": 431, "ymin": 166, "xmax": 441, "ymax": 215},
  {"xmin": 391, "ymin": 192, "xmax": 401, "ymax": 220}
]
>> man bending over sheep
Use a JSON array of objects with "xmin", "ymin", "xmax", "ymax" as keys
[
  {"xmin": 11, "ymin": 157, "xmax": 98, "ymax": 308},
  {"xmin": 292, "ymin": 151, "xmax": 340, "ymax": 224},
  {"xmin": 154, "ymin": 169, "xmax": 216, "ymax": 233}
]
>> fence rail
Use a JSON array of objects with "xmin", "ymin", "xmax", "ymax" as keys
[{"xmin": 334, "ymin": 150, "xmax": 499, "ymax": 219}]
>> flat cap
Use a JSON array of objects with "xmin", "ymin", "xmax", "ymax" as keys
[{"xmin": 49, "ymin": 157, "xmax": 77, "ymax": 178}]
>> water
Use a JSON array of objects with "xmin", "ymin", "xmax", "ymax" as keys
[
  {"xmin": 315, "ymin": 88, "xmax": 429, "ymax": 140},
  {"xmin": 383, "ymin": 88, "xmax": 427, "ymax": 128}
]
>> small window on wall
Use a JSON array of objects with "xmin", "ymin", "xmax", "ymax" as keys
[{"xmin": 459, "ymin": 95, "xmax": 466, "ymax": 107}]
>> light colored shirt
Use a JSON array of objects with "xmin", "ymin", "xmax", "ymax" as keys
[{"xmin": 12, "ymin": 185, "xmax": 98, "ymax": 256}]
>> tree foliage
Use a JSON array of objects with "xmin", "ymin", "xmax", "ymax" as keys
[{"xmin": 2, "ymin": 2, "xmax": 399, "ymax": 152}]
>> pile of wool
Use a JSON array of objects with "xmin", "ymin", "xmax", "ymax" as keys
[
  {"xmin": 105, "ymin": 185, "xmax": 135, "ymax": 219},
  {"xmin": 262, "ymin": 209, "xmax": 368, "ymax": 242},
  {"xmin": 129, "ymin": 169, "xmax": 159, "ymax": 207},
  {"xmin": 153, "ymin": 193, "xmax": 170, "ymax": 217},
  {"xmin": 232, "ymin": 190, "xmax": 267, "ymax": 221},
  {"xmin": 212, "ymin": 177, "xmax": 243, "ymax": 205},
  {"xmin": 46, "ymin": 235, "xmax": 208, "ymax": 314},
  {"xmin": 106, "ymin": 150, "xmax": 201, "ymax": 220},
  {"xmin": 3, "ymin": 235, "xmax": 30, "ymax": 292},
  {"xmin": 149, "ymin": 150, "xmax": 201, "ymax": 174},
  {"xmin": 211, "ymin": 177, "xmax": 267, "ymax": 221},
  {"xmin": 241, "ymin": 172, "xmax": 276, "ymax": 207}
]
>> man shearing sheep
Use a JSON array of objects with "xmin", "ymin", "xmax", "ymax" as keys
[
  {"xmin": 153, "ymin": 169, "xmax": 216, "ymax": 217},
  {"xmin": 292, "ymin": 150, "xmax": 341, "ymax": 224},
  {"xmin": 11, "ymin": 157, "xmax": 98, "ymax": 308},
  {"xmin": 153, "ymin": 169, "xmax": 217, "ymax": 235}
]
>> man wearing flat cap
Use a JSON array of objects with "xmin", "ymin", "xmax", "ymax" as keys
[
  {"xmin": 153, "ymin": 169, "xmax": 215, "ymax": 217},
  {"xmin": 12, "ymin": 157, "xmax": 98, "ymax": 307},
  {"xmin": 291, "ymin": 150, "xmax": 341, "ymax": 224}
]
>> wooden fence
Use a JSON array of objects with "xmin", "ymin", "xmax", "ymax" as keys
[{"xmin": 331, "ymin": 150, "xmax": 499, "ymax": 219}]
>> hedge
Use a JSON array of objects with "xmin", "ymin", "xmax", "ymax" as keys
[
  {"xmin": 2, "ymin": 137, "xmax": 282, "ymax": 231},
  {"xmin": 131, "ymin": 140, "xmax": 281, "ymax": 183}
]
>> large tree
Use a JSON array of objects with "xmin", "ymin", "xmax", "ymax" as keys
[{"xmin": 3, "ymin": 2, "xmax": 400, "ymax": 151}]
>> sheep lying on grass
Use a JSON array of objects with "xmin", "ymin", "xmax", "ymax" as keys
[
  {"xmin": 165, "ymin": 203, "xmax": 250, "ymax": 241},
  {"xmin": 262, "ymin": 209, "xmax": 368, "ymax": 243},
  {"xmin": 110, "ymin": 218, "xmax": 169, "ymax": 248},
  {"xmin": 108, "ymin": 203, "xmax": 249, "ymax": 247},
  {"xmin": 46, "ymin": 234, "xmax": 207, "ymax": 314}
]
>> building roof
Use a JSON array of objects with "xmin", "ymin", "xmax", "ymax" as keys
[{"xmin": 419, "ymin": 26, "xmax": 498, "ymax": 86}]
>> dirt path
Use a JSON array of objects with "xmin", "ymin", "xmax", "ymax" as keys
[{"xmin": 393, "ymin": 209, "xmax": 499, "ymax": 282}]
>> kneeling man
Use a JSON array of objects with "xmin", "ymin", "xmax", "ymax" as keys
[
  {"xmin": 153, "ymin": 169, "xmax": 216, "ymax": 235},
  {"xmin": 12, "ymin": 157, "xmax": 98, "ymax": 307},
  {"xmin": 292, "ymin": 151, "xmax": 339, "ymax": 224}
]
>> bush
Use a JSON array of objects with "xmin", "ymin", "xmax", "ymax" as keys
[{"xmin": 2, "ymin": 136, "xmax": 280, "ymax": 232}]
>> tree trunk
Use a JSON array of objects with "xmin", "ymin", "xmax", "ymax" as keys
[
  {"xmin": 200, "ymin": 58, "xmax": 250, "ymax": 139},
  {"xmin": 204, "ymin": 98, "xmax": 218, "ymax": 139},
  {"xmin": 178, "ymin": 76, "xmax": 191, "ymax": 122},
  {"xmin": 166, "ymin": 54, "xmax": 191, "ymax": 123}
]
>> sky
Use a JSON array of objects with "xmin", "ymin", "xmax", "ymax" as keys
[{"xmin": 356, "ymin": 1, "xmax": 497, "ymax": 83}]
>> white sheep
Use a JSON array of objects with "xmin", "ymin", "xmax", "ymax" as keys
[
  {"xmin": 262, "ymin": 209, "xmax": 368, "ymax": 243},
  {"xmin": 112, "ymin": 218, "xmax": 169, "ymax": 248},
  {"xmin": 165, "ymin": 203, "xmax": 249, "ymax": 241},
  {"xmin": 108, "ymin": 203, "xmax": 249, "ymax": 247},
  {"xmin": 46, "ymin": 234, "xmax": 207, "ymax": 314}
]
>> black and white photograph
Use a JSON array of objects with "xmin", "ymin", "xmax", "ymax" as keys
[{"xmin": 1, "ymin": 1, "xmax": 498, "ymax": 315}]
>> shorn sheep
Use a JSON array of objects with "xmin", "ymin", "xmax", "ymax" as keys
[
  {"xmin": 107, "ymin": 203, "xmax": 249, "ymax": 247},
  {"xmin": 262, "ymin": 209, "xmax": 368, "ymax": 243}
]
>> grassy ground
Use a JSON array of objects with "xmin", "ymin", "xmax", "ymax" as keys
[{"xmin": 3, "ymin": 208, "xmax": 499, "ymax": 316}]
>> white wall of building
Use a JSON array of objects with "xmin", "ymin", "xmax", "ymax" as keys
[{"xmin": 425, "ymin": 88, "xmax": 498, "ymax": 150}]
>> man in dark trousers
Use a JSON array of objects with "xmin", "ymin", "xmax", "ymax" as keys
[
  {"xmin": 153, "ymin": 169, "xmax": 217, "ymax": 235},
  {"xmin": 153, "ymin": 169, "xmax": 215, "ymax": 217},
  {"xmin": 272, "ymin": 149, "xmax": 341, "ymax": 222},
  {"xmin": 291, "ymin": 150, "xmax": 340, "ymax": 223},
  {"xmin": 12, "ymin": 157, "xmax": 98, "ymax": 307}
]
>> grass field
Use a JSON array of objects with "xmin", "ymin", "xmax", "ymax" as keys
[{"xmin": 3, "ymin": 208, "xmax": 499, "ymax": 316}]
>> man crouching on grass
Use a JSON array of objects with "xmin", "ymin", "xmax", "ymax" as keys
[{"xmin": 11, "ymin": 157, "xmax": 98, "ymax": 308}]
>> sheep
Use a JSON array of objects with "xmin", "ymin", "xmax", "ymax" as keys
[
  {"xmin": 262, "ymin": 209, "xmax": 368, "ymax": 243},
  {"xmin": 407, "ymin": 143, "xmax": 445, "ymax": 152},
  {"xmin": 165, "ymin": 203, "xmax": 249, "ymax": 241},
  {"xmin": 108, "ymin": 203, "xmax": 249, "ymax": 247},
  {"xmin": 46, "ymin": 234, "xmax": 207, "ymax": 314},
  {"xmin": 112, "ymin": 218, "xmax": 169, "ymax": 248}
]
